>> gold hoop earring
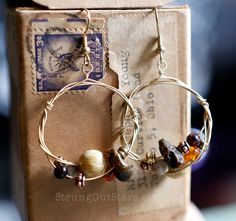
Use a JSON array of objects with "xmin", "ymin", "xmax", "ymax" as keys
[
  {"xmin": 120, "ymin": 8, "xmax": 213, "ymax": 175},
  {"xmin": 38, "ymin": 9, "xmax": 140, "ymax": 188}
]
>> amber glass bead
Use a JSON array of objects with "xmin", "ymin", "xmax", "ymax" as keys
[
  {"xmin": 103, "ymin": 170, "xmax": 116, "ymax": 181},
  {"xmin": 184, "ymin": 146, "xmax": 201, "ymax": 163}
]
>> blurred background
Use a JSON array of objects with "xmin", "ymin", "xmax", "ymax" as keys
[{"xmin": 0, "ymin": 0, "xmax": 236, "ymax": 220}]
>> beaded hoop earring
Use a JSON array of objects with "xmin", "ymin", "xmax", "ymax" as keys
[
  {"xmin": 120, "ymin": 8, "xmax": 213, "ymax": 175},
  {"xmin": 121, "ymin": 74, "xmax": 212, "ymax": 175},
  {"xmin": 38, "ymin": 9, "xmax": 139, "ymax": 188}
]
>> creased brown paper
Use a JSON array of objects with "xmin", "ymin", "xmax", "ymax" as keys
[{"xmin": 108, "ymin": 9, "xmax": 191, "ymax": 216}]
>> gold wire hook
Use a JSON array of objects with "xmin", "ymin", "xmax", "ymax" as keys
[
  {"xmin": 154, "ymin": 8, "xmax": 165, "ymax": 63},
  {"xmin": 80, "ymin": 9, "xmax": 93, "ymax": 79},
  {"xmin": 82, "ymin": 8, "xmax": 91, "ymax": 36}
]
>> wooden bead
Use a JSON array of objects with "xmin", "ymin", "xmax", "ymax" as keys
[{"xmin": 78, "ymin": 150, "xmax": 109, "ymax": 178}]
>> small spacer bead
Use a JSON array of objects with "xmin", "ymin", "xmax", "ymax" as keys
[
  {"xmin": 140, "ymin": 160, "xmax": 150, "ymax": 170},
  {"xmin": 177, "ymin": 141, "xmax": 190, "ymax": 154},
  {"xmin": 74, "ymin": 172, "xmax": 86, "ymax": 188}
]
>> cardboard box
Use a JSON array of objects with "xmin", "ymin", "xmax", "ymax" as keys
[
  {"xmin": 8, "ymin": 6, "xmax": 191, "ymax": 221},
  {"xmin": 31, "ymin": 0, "xmax": 172, "ymax": 9}
]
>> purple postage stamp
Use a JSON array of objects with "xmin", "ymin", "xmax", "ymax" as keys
[{"xmin": 34, "ymin": 32, "xmax": 104, "ymax": 92}]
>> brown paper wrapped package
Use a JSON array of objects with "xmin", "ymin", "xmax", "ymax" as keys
[{"xmin": 8, "ymin": 7, "xmax": 191, "ymax": 221}]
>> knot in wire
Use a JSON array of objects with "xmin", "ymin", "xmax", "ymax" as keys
[
  {"xmin": 82, "ymin": 62, "xmax": 93, "ymax": 79},
  {"xmin": 200, "ymin": 99, "xmax": 209, "ymax": 108},
  {"xmin": 120, "ymin": 127, "xmax": 125, "ymax": 136},
  {"xmin": 46, "ymin": 101, "xmax": 54, "ymax": 111},
  {"xmin": 130, "ymin": 108, "xmax": 139, "ymax": 119}
]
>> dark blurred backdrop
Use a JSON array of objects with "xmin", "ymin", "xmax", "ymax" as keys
[{"xmin": 0, "ymin": 0, "xmax": 236, "ymax": 220}]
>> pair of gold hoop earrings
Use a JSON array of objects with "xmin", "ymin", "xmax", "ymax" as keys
[{"xmin": 38, "ymin": 9, "xmax": 212, "ymax": 188}]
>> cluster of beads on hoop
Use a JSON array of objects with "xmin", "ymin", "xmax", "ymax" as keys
[
  {"xmin": 53, "ymin": 147, "xmax": 134, "ymax": 188},
  {"xmin": 139, "ymin": 152, "xmax": 169, "ymax": 175},
  {"xmin": 178, "ymin": 132, "xmax": 203, "ymax": 164},
  {"xmin": 159, "ymin": 132, "xmax": 204, "ymax": 170},
  {"xmin": 139, "ymin": 132, "xmax": 204, "ymax": 173}
]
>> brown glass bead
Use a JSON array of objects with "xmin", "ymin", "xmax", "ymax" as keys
[
  {"xmin": 140, "ymin": 161, "xmax": 150, "ymax": 170},
  {"xmin": 184, "ymin": 146, "xmax": 201, "ymax": 163},
  {"xmin": 186, "ymin": 132, "xmax": 201, "ymax": 147},
  {"xmin": 103, "ymin": 170, "xmax": 116, "ymax": 182}
]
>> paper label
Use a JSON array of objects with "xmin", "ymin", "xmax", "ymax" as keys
[{"xmin": 108, "ymin": 11, "xmax": 189, "ymax": 216}]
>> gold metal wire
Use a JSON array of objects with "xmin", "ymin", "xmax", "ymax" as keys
[
  {"xmin": 38, "ymin": 9, "xmax": 140, "ymax": 182},
  {"xmin": 120, "ymin": 8, "xmax": 213, "ymax": 174}
]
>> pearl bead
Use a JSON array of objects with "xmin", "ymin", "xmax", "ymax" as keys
[{"xmin": 78, "ymin": 150, "xmax": 109, "ymax": 178}]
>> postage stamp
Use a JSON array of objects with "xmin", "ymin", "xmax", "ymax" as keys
[{"xmin": 31, "ymin": 18, "xmax": 104, "ymax": 92}]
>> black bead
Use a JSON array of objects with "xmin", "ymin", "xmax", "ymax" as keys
[
  {"xmin": 54, "ymin": 165, "xmax": 68, "ymax": 179},
  {"xmin": 186, "ymin": 132, "xmax": 201, "ymax": 147}
]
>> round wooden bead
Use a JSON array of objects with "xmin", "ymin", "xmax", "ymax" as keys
[{"xmin": 78, "ymin": 150, "xmax": 109, "ymax": 178}]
